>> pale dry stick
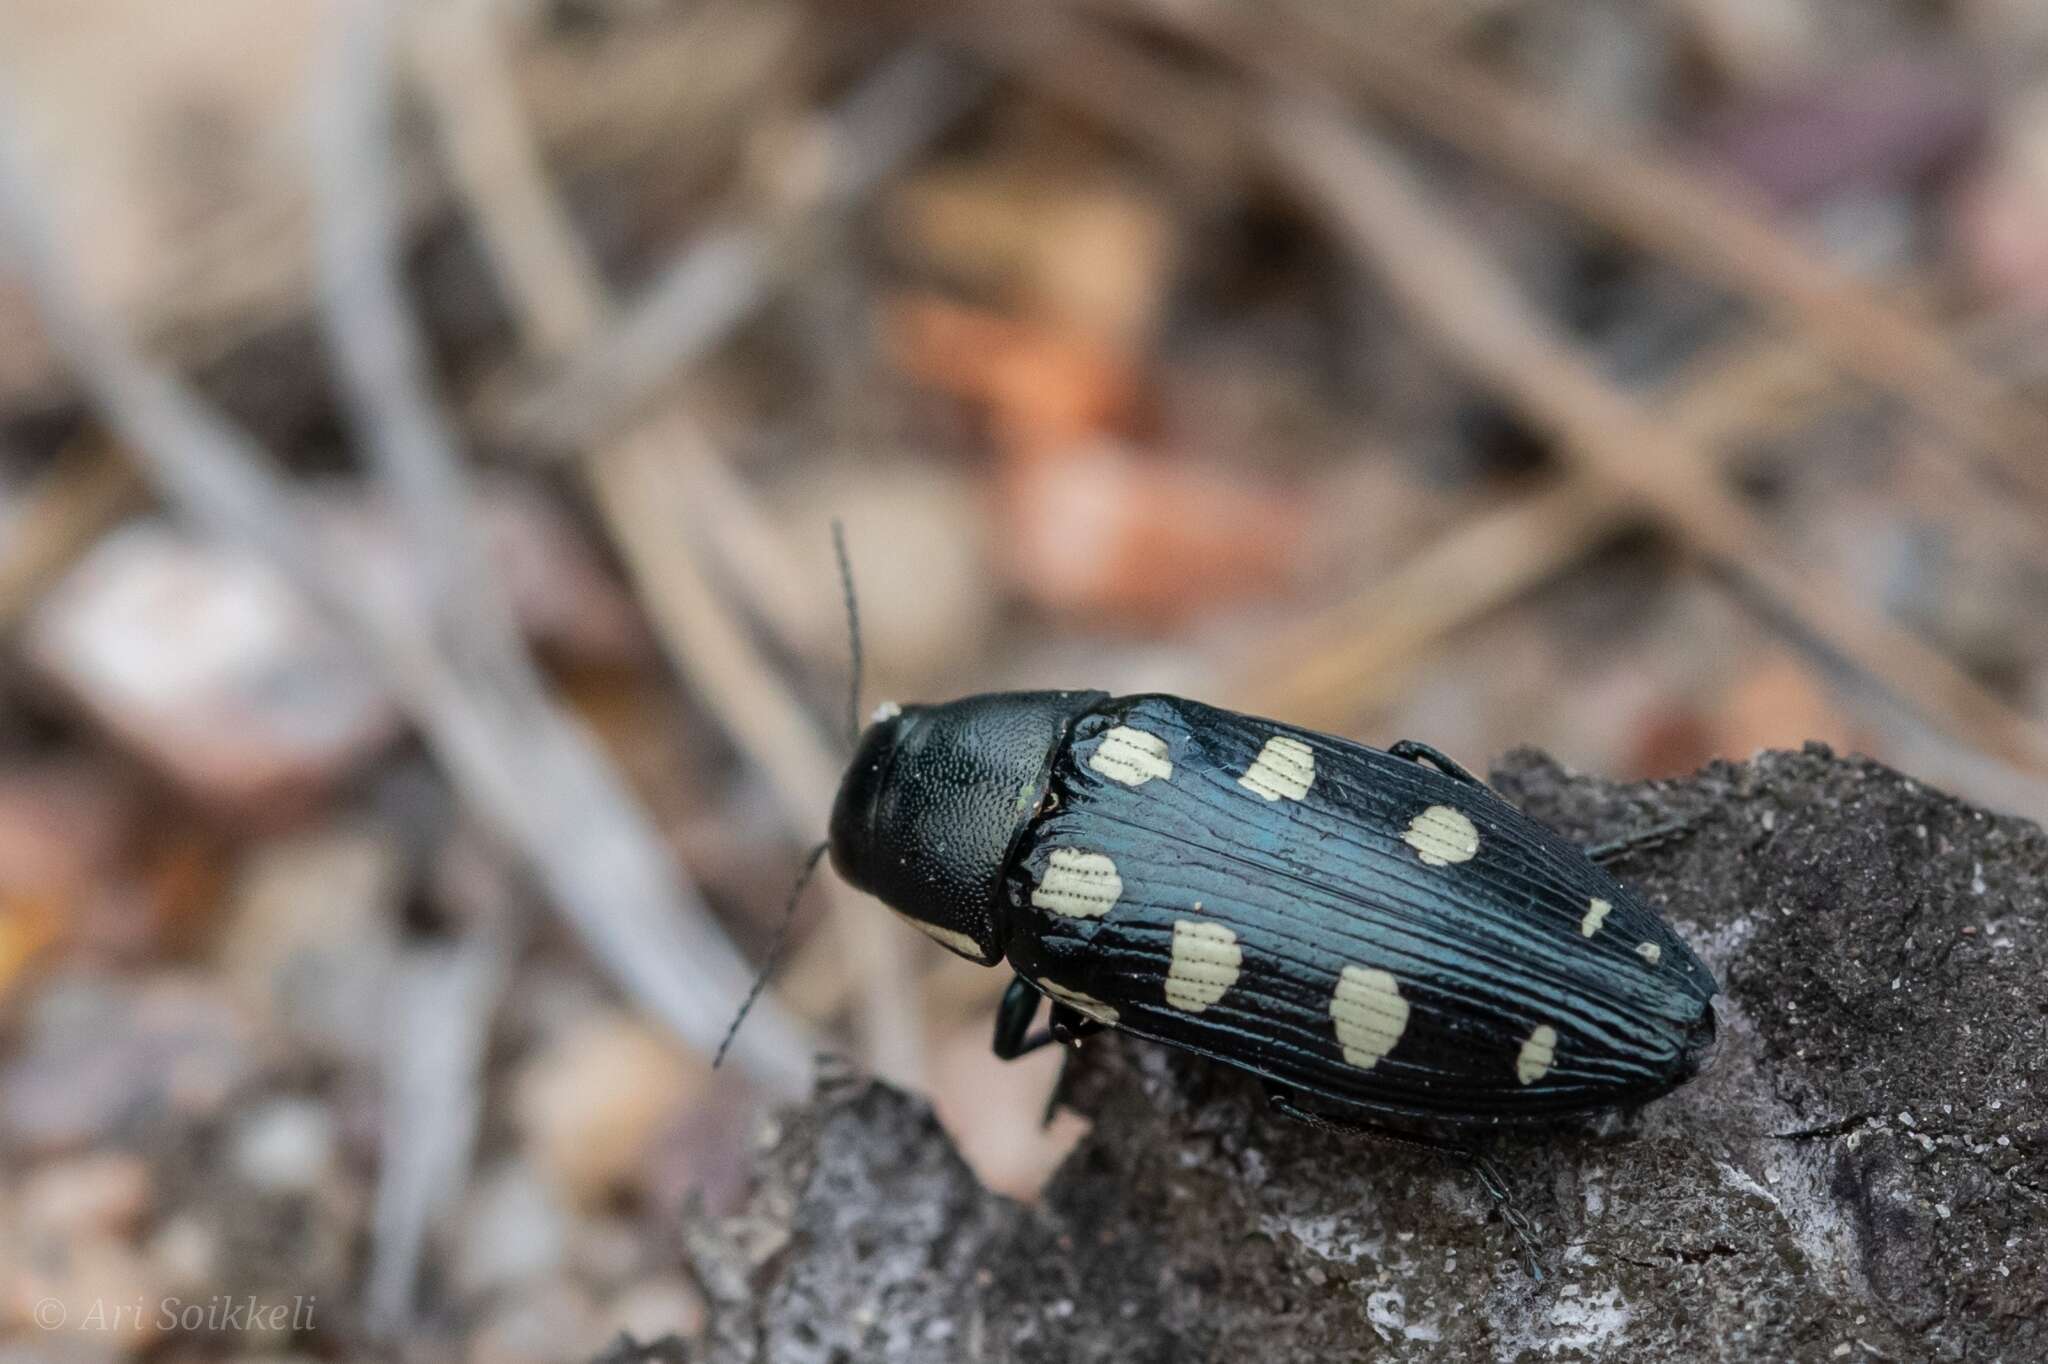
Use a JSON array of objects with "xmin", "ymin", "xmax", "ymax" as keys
[
  {"xmin": 1245, "ymin": 337, "xmax": 1879, "ymax": 726},
  {"xmin": 410, "ymin": 0, "xmax": 610, "ymax": 357},
  {"xmin": 366, "ymin": 937, "xmax": 511, "ymax": 1333},
  {"xmin": 1239, "ymin": 321, "xmax": 1839, "ymax": 726},
  {"xmin": 323, "ymin": 17, "xmax": 533, "ymax": 1324},
  {"xmin": 591, "ymin": 419, "xmax": 926, "ymax": 1085},
  {"xmin": 948, "ymin": 2, "xmax": 1253, "ymax": 196},
  {"xmin": 1234, "ymin": 482, "xmax": 1633, "ymax": 726},
  {"xmin": 1267, "ymin": 95, "xmax": 2048, "ymax": 773},
  {"xmin": 413, "ymin": 0, "xmax": 822, "ymax": 654},
  {"xmin": 0, "ymin": 69, "xmax": 812, "ymax": 1094},
  {"xmin": 314, "ymin": 0, "xmax": 504, "ymax": 616},
  {"xmin": 0, "ymin": 2, "xmax": 801, "ymax": 421},
  {"xmin": 406, "ymin": 3, "xmax": 946, "ymax": 1082},
  {"xmin": 508, "ymin": 44, "xmax": 993, "ymax": 451},
  {"xmin": 310, "ymin": 0, "xmax": 814, "ymax": 1089},
  {"xmin": 365, "ymin": 836, "xmax": 525, "ymax": 1333},
  {"xmin": 516, "ymin": 0, "xmax": 808, "ymax": 198},
  {"xmin": 0, "ymin": 439, "xmax": 140, "ymax": 630},
  {"xmin": 1135, "ymin": 0, "xmax": 2048, "ymax": 506}
]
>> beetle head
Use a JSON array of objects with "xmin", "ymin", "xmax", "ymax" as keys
[{"xmin": 828, "ymin": 691, "xmax": 1104, "ymax": 965}]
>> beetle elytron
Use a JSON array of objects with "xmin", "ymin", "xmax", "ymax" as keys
[{"xmin": 828, "ymin": 689, "xmax": 1718, "ymax": 1132}]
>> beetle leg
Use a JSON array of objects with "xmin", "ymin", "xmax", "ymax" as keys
[
  {"xmin": 1388, "ymin": 740, "xmax": 1482, "ymax": 786},
  {"xmin": 994, "ymin": 978, "xmax": 1108, "ymax": 1059},
  {"xmin": 992, "ymin": 975, "xmax": 1047, "ymax": 1060},
  {"xmin": 1585, "ymin": 816, "xmax": 1695, "ymax": 868},
  {"xmin": 1263, "ymin": 1085, "xmax": 1545, "ymax": 1279},
  {"xmin": 1262, "ymin": 1084, "xmax": 1442, "ymax": 1147}
]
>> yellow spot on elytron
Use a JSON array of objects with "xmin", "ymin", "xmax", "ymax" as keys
[
  {"xmin": 1330, "ymin": 965, "xmax": 1409, "ymax": 1070},
  {"xmin": 1031, "ymin": 848, "xmax": 1122, "ymax": 918},
  {"xmin": 1165, "ymin": 920, "xmax": 1241, "ymax": 1013},
  {"xmin": 1637, "ymin": 942, "xmax": 1663, "ymax": 966},
  {"xmin": 1089, "ymin": 725, "xmax": 1175, "ymax": 787},
  {"xmin": 1038, "ymin": 978, "xmax": 1119, "ymax": 1025},
  {"xmin": 1404, "ymin": 805, "xmax": 1480, "ymax": 866},
  {"xmin": 1517, "ymin": 1024, "xmax": 1558, "ymax": 1085},
  {"xmin": 1238, "ymin": 735, "xmax": 1315, "ymax": 802},
  {"xmin": 1581, "ymin": 897, "xmax": 1612, "ymax": 937},
  {"xmin": 890, "ymin": 909, "xmax": 982, "ymax": 960}
]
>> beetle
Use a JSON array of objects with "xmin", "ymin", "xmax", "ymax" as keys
[{"xmin": 827, "ymin": 688, "xmax": 1718, "ymax": 1138}]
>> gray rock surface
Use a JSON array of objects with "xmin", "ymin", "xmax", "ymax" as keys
[{"xmin": 675, "ymin": 746, "xmax": 2047, "ymax": 1362}]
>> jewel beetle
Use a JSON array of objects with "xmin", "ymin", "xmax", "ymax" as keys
[{"xmin": 826, "ymin": 689, "xmax": 1719, "ymax": 1131}]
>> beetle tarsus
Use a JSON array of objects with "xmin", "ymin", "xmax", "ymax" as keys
[
  {"xmin": 1585, "ymin": 816, "xmax": 1696, "ymax": 868},
  {"xmin": 1388, "ymin": 739, "xmax": 1482, "ymax": 785},
  {"xmin": 1469, "ymin": 1152, "xmax": 1546, "ymax": 1281}
]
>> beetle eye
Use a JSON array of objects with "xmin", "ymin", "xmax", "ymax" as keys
[{"xmin": 1035, "ymin": 790, "xmax": 1061, "ymax": 817}]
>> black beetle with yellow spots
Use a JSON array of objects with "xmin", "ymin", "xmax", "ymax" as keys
[{"xmin": 828, "ymin": 690, "xmax": 1718, "ymax": 1135}]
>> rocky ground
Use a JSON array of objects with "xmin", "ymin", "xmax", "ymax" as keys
[{"xmin": 678, "ymin": 747, "xmax": 2047, "ymax": 1363}]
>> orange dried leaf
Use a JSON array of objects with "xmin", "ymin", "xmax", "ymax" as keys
[
  {"xmin": 0, "ymin": 894, "xmax": 64, "ymax": 1000},
  {"xmin": 998, "ymin": 442, "xmax": 1307, "ymax": 624},
  {"xmin": 884, "ymin": 295, "xmax": 1143, "ymax": 455}
]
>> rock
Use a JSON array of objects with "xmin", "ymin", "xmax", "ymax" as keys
[
  {"xmin": 20, "ymin": 487, "xmax": 642, "ymax": 812},
  {"xmin": 597, "ymin": 1278, "xmax": 706, "ymax": 1346},
  {"xmin": 228, "ymin": 1099, "xmax": 335, "ymax": 1196},
  {"xmin": 514, "ymin": 1013, "xmax": 704, "ymax": 1211},
  {"xmin": 146, "ymin": 1212, "xmax": 222, "ymax": 1293},
  {"xmin": 216, "ymin": 825, "xmax": 406, "ymax": 1066},
  {"xmin": 468, "ymin": 1282, "xmax": 600, "ymax": 1364},
  {"xmin": 677, "ymin": 748, "xmax": 2048, "ymax": 1362},
  {"xmin": 5, "ymin": 1234, "xmax": 169, "ymax": 1351},
  {"xmin": 0, "ymin": 971, "xmax": 253, "ymax": 1156},
  {"xmin": 22, "ymin": 521, "xmax": 401, "ymax": 813},
  {"xmin": 307, "ymin": 476, "xmax": 648, "ymax": 669},
  {"xmin": 17, "ymin": 1153, "xmax": 153, "ymax": 1242},
  {"xmin": 568, "ymin": 1218, "xmax": 649, "ymax": 1294},
  {"xmin": 456, "ymin": 1161, "xmax": 570, "ymax": 1301}
]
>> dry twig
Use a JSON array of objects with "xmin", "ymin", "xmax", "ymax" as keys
[
  {"xmin": 505, "ymin": 45, "xmax": 991, "ymax": 451},
  {"xmin": 0, "ymin": 51, "xmax": 812, "ymax": 1093},
  {"xmin": 0, "ymin": 438, "xmax": 141, "ymax": 631},
  {"xmin": 405, "ymin": 3, "xmax": 981, "ymax": 1084},
  {"xmin": 1141, "ymin": 0, "xmax": 2048, "ymax": 509},
  {"xmin": 1265, "ymin": 94, "xmax": 2048, "ymax": 772},
  {"xmin": 365, "ymin": 837, "xmax": 525, "ymax": 1334}
]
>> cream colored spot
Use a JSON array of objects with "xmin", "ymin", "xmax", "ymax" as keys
[
  {"xmin": 1403, "ymin": 805, "xmax": 1480, "ymax": 866},
  {"xmin": 870, "ymin": 701, "xmax": 903, "ymax": 723},
  {"xmin": 1330, "ymin": 965, "xmax": 1409, "ymax": 1069},
  {"xmin": 1165, "ymin": 920, "xmax": 1241, "ymax": 1013},
  {"xmin": 1089, "ymin": 725, "xmax": 1175, "ymax": 787},
  {"xmin": 890, "ymin": 909, "xmax": 982, "ymax": 959},
  {"xmin": 1581, "ymin": 897, "xmax": 1612, "ymax": 937},
  {"xmin": 1031, "ymin": 848, "xmax": 1122, "ymax": 918},
  {"xmin": 1637, "ymin": 942, "xmax": 1662, "ymax": 966},
  {"xmin": 1238, "ymin": 735, "xmax": 1315, "ymax": 802},
  {"xmin": 1038, "ymin": 978, "xmax": 1120, "ymax": 1025},
  {"xmin": 1516, "ymin": 1024, "xmax": 1558, "ymax": 1085}
]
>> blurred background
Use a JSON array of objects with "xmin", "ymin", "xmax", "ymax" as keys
[{"xmin": 3, "ymin": 0, "xmax": 2048, "ymax": 1356}]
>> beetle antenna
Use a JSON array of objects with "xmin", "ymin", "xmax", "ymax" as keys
[
  {"xmin": 713, "ymin": 840, "xmax": 829, "ymax": 1070},
  {"xmin": 833, "ymin": 518, "xmax": 862, "ymax": 751}
]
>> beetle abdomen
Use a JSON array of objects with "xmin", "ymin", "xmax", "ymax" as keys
[{"xmin": 999, "ymin": 695, "xmax": 1717, "ymax": 1123}]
